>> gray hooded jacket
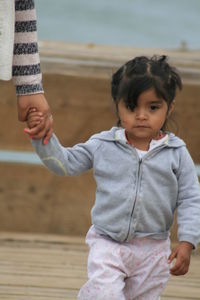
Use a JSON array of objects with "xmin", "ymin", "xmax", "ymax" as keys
[{"xmin": 32, "ymin": 127, "xmax": 200, "ymax": 247}]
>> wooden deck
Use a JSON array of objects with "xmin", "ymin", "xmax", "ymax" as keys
[
  {"xmin": 39, "ymin": 41, "xmax": 200, "ymax": 85},
  {"xmin": 0, "ymin": 232, "xmax": 199, "ymax": 300}
]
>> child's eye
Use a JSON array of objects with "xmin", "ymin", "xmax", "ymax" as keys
[
  {"xmin": 150, "ymin": 105, "xmax": 160, "ymax": 111},
  {"xmin": 126, "ymin": 104, "xmax": 135, "ymax": 112}
]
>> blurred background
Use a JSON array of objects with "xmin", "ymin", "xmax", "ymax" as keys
[
  {"xmin": 0, "ymin": 0, "xmax": 200, "ymax": 240},
  {"xmin": 35, "ymin": 0, "xmax": 200, "ymax": 50}
]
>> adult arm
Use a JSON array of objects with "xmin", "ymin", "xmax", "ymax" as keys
[{"xmin": 13, "ymin": 0, "xmax": 53, "ymax": 142}]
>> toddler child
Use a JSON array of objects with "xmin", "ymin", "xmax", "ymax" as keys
[{"xmin": 26, "ymin": 55, "xmax": 200, "ymax": 300}]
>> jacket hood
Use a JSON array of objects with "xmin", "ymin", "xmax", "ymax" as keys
[
  {"xmin": 91, "ymin": 127, "xmax": 185, "ymax": 149},
  {"xmin": 166, "ymin": 132, "xmax": 186, "ymax": 148}
]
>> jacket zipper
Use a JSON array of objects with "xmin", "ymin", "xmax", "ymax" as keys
[
  {"xmin": 124, "ymin": 143, "xmax": 168, "ymax": 241},
  {"xmin": 125, "ymin": 155, "xmax": 142, "ymax": 241}
]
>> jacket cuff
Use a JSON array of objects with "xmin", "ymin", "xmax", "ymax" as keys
[
  {"xmin": 178, "ymin": 235, "xmax": 197, "ymax": 249},
  {"xmin": 16, "ymin": 83, "xmax": 44, "ymax": 96}
]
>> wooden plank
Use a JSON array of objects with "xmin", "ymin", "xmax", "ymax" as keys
[
  {"xmin": 0, "ymin": 286, "xmax": 77, "ymax": 300},
  {"xmin": 38, "ymin": 41, "xmax": 200, "ymax": 85},
  {"xmin": 0, "ymin": 232, "xmax": 85, "ymax": 245},
  {"xmin": 0, "ymin": 232, "xmax": 200, "ymax": 300},
  {"xmin": 0, "ymin": 233, "xmax": 86, "ymax": 299}
]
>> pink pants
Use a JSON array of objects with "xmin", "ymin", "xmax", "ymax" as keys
[{"xmin": 78, "ymin": 226, "xmax": 171, "ymax": 300}]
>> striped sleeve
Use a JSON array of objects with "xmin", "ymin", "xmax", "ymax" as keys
[{"xmin": 12, "ymin": 0, "xmax": 44, "ymax": 96}]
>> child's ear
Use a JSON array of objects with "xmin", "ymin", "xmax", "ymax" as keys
[{"xmin": 168, "ymin": 100, "xmax": 175, "ymax": 117}]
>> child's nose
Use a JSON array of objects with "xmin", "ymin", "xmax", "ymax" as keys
[{"xmin": 135, "ymin": 109, "xmax": 147, "ymax": 120}]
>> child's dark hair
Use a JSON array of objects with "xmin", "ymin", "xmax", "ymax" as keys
[{"xmin": 111, "ymin": 55, "xmax": 182, "ymax": 113}]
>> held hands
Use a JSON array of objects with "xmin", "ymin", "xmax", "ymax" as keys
[
  {"xmin": 168, "ymin": 241, "xmax": 193, "ymax": 276},
  {"xmin": 25, "ymin": 107, "xmax": 53, "ymax": 145},
  {"xmin": 18, "ymin": 94, "xmax": 53, "ymax": 144}
]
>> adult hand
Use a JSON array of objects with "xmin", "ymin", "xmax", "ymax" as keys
[
  {"xmin": 168, "ymin": 241, "xmax": 193, "ymax": 276},
  {"xmin": 17, "ymin": 93, "xmax": 53, "ymax": 144}
]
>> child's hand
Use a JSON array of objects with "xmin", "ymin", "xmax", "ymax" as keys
[
  {"xmin": 18, "ymin": 94, "xmax": 53, "ymax": 145},
  {"xmin": 168, "ymin": 241, "xmax": 193, "ymax": 276},
  {"xmin": 26, "ymin": 108, "xmax": 44, "ymax": 128},
  {"xmin": 24, "ymin": 107, "xmax": 53, "ymax": 144}
]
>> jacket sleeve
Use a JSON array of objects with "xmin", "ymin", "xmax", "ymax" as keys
[
  {"xmin": 31, "ymin": 134, "xmax": 99, "ymax": 176},
  {"xmin": 0, "ymin": 0, "xmax": 15, "ymax": 80},
  {"xmin": 177, "ymin": 147, "xmax": 200, "ymax": 248},
  {"xmin": 12, "ymin": 0, "xmax": 44, "ymax": 95}
]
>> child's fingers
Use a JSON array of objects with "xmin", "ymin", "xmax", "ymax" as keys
[
  {"xmin": 26, "ymin": 114, "xmax": 44, "ymax": 130},
  {"xmin": 24, "ymin": 127, "xmax": 32, "ymax": 135},
  {"xmin": 28, "ymin": 112, "xmax": 43, "ymax": 118},
  {"xmin": 168, "ymin": 249, "xmax": 177, "ymax": 263},
  {"xmin": 26, "ymin": 119, "xmax": 46, "ymax": 137},
  {"xmin": 32, "ymin": 127, "xmax": 48, "ymax": 140},
  {"xmin": 24, "ymin": 124, "xmax": 42, "ymax": 134},
  {"xmin": 43, "ymin": 115, "xmax": 53, "ymax": 144},
  {"xmin": 29, "ymin": 121, "xmax": 41, "ymax": 129},
  {"xmin": 43, "ymin": 127, "xmax": 53, "ymax": 145},
  {"xmin": 28, "ymin": 112, "xmax": 44, "ymax": 120},
  {"xmin": 28, "ymin": 116, "xmax": 43, "ymax": 125},
  {"xmin": 170, "ymin": 257, "xmax": 188, "ymax": 275},
  {"xmin": 26, "ymin": 113, "xmax": 53, "ymax": 140},
  {"xmin": 29, "ymin": 115, "xmax": 51, "ymax": 139},
  {"xmin": 170, "ymin": 256, "xmax": 181, "ymax": 275},
  {"xmin": 169, "ymin": 246, "xmax": 191, "ymax": 276},
  {"xmin": 24, "ymin": 120, "xmax": 43, "ymax": 134},
  {"xmin": 27, "ymin": 109, "xmax": 44, "ymax": 124}
]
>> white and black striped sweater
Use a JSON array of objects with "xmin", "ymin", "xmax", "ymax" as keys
[{"xmin": 13, "ymin": 0, "xmax": 44, "ymax": 95}]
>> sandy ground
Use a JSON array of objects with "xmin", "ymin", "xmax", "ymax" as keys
[{"xmin": 0, "ymin": 74, "xmax": 199, "ymax": 238}]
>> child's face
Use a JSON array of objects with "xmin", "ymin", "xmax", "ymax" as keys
[{"xmin": 118, "ymin": 88, "xmax": 174, "ymax": 145}]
